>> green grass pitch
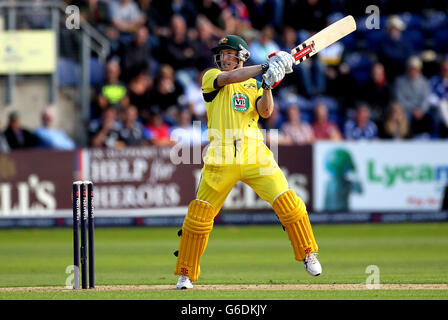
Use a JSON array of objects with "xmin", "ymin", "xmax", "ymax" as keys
[{"xmin": 0, "ymin": 223, "xmax": 447, "ymax": 299}]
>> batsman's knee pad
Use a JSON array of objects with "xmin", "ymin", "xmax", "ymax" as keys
[
  {"xmin": 174, "ymin": 199, "xmax": 215, "ymax": 282},
  {"xmin": 273, "ymin": 190, "xmax": 318, "ymax": 261}
]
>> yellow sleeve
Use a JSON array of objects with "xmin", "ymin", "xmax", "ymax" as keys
[{"xmin": 202, "ymin": 68, "xmax": 222, "ymax": 93}]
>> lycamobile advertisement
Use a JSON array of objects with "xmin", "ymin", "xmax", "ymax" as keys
[{"xmin": 313, "ymin": 141, "xmax": 448, "ymax": 212}]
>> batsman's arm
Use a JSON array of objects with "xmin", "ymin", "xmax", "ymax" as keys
[
  {"xmin": 256, "ymin": 89, "xmax": 274, "ymax": 119},
  {"xmin": 216, "ymin": 64, "xmax": 268, "ymax": 87}
]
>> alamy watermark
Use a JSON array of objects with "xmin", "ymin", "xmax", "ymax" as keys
[
  {"xmin": 365, "ymin": 265, "xmax": 381, "ymax": 289},
  {"xmin": 65, "ymin": 5, "xmax": 80, "ymax": 30},
  {"xmin": 365, "ymin": 5, "xmax": 380, "ymax": 30}
]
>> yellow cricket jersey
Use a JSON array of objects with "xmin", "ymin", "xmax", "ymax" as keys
[{"xmin": 201, "ymin": 68, "xmax": 271, "ymax": 165}]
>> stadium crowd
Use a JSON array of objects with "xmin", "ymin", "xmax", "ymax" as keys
[{"xmin": 2, "ymin": 0, "xmax": 448, "ymax": 151}]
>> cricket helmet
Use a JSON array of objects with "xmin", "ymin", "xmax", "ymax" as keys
[{"xmin": 212, "ymin": 35, "xmax": 250, "ymax": 69}]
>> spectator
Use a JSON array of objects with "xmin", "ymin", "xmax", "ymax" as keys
[
  {"xmin": 110, "ymin": 0, "xmax": 145, "ymax": 35},
  {"xmin": 296, "ymin": 56, "xmax": 327, "ymax": 98},
  {"xmin": 378, "ymin": 15, "xmax": 414, "ymax": 81},
  {"xmin": 3, "ymin": 112, "xmax": 39, "ymax": 150},
  {"xmin": 196, "ymin": 16, "xmax": 219, "ymax": 70},
  {"xmin": 80, "ymin": 0, "xmax": 111, "ymax": 34},
  {"xmin": 138, "ymin": 0, "xmax": 169, "ymax": 37},
  {"xmin": 358, "ymin": 62, "xmax": 392, "ymax": 122},
  {"xmin": 343, "ymin": 104, "xmax": 378, "ymax": 140},
  {"xmin": 312, "ymin": 102, "xmax": 342, "ymax": 141},
  {"xmin": 429, "ymin": 59, "xmax": 448, "ymax": 137},
  {"xmin": 224, "ymin": 0, "xmax": 252, "ymax": 31},
  {"xmin": 245, "ymin": 0, "xmax": 275, "ymax": 31},
  {"xmin": 145, "ymin": 106, "xmax": 174, "ymax": 147},
  {"xmin": 127, "ymin": 72, "xmax": 154, "ymax": 122},
  {"xmin": 284, "ymin": 0, "xmax": 330, "ymax": 32},
  {"xmin": 94, "ymin": 60, "xmax": 129, "ymax": 118},
  {"xmin": 89, "ymin": 107, "xmax": 122, "ymax": 148},
  {"xmin": 379, "ymin": 102, "xmax": 410, "ymax": 140},
  {"xmin": 119, "ymin": 25, "xmax": 154, "ymax": 81},
  {"xmin": 249, "ymin": 25, "xmax": 280, "ymax": 65},
  {"xmin": 196, "ymin": 0, "xmax": 226, "ymax": 33},
  {"xmin": 34, "ymin": 108, "xmax": 76, "ymax": 150},
  {"xmin": 281, "ymin": 104, "xmax": 314, "ymax": 145},
  {"xmin": 117, "ymin": 105, "xmax": 151, "ymax": 147},
  {"xmin": 394, "ymin": 56, "xmax": 433, "ymax": 138},
  {"xmin": 150, "ymin": 64, "xmax": 186, "ymax": 121},
  {"xmin": 162, "ymin": 15, "xmax": 202, "ymax": 73},
  {"xmin": 171, "ymin": 109, "xmax": 206, "ymax": 146}
]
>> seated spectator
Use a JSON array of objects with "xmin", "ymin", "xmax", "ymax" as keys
[
  {"xmin": 312, "ymin": 102, "xmax": 342, "ymax": 141},
  {"xmin": 284, "ymin": 0, "xmax": 330, "ymax": 32},
  {"xmin": 224, "ymin": 0, "xmax": 252, "ymax": 31},
  {"xmin": 119, "ymin": 25, "xmax": 154, "ymax": 82},
  {"xmin": 34, "ymin": 108, "xmax": 76, "ymax": 150},
  {"xmin": 170, "ymin": 109, "xmax": 206, "ymax": 146},
  {"xmin": 138, "ymin": 0, "xmax": 168, "ymax": 38},
  {"xmin": 378, "ymin": 15, "xmax": 414, "ymax": 81},
  {"xmin": 394, "ymin": 56, "xmax": 433, "ymax": 138},
  {"xmin": 117, "ymin": 105, "xmax": 150, "ymax": 147},
  {"xmin": 94, "ymin": 60, "xmax": 129, "ymax": 118},
  {"xmin": 281, "ymin": 104, "xmax": 314, "ymax": 145},
  {"xmin": 358, "ymin": 62, "xmax": 391, "ymax": 122},
  {"xmin": 127, "ymin": 71, "xmax": 153, "ymax": 122},
  {"xmin": 150, "ymin": 64, "xmax": 185, "ymax": 123},
  {"xmin": 429, "ymin": 59, "xmax": 448, "ymax": 137},
  {"xmin": 297, "ymin": 57, "xmax": 327, "ymax": 98},
  {"xmin": 343, "ymin": 104, "xmax": 378, "ymax": 140},
  {"xmin": 379, "ymin": 102, "xmax": 410, "ymax": 140},
  {"xmin": 110, "ymin": 0, "xmax": 145, "ymax": 35},
  {"xmin": 145, "ymin": 106, "xmax": 175, "ymax": 147},
  {"xmin": 196, "ymin": 16, "xmax": 219, "ymax": 70},
  {"xmin": 196, "ymin": 0, "xmax": 227, "ymax": 35},
  {"xmin": 249, "ymin": 26, "xmax": 280, "ymax": 65},
  {"xmin": 3, "ymin": 112, "xmax": 39, "ymax": 150},
  {"xmin": 80, "ymin": 0, "xmax": 111, "ymax": 34},
  {"xmin": 89, "ymin": 107, "xmax": 122, "ymax": 148},
  {"xmin": 245, "ymin": 0, "xmax": 275, "ymax": 31},
  {"xmin": 161, "ymin": 14, "xmax": 201, "ymax": 72}
]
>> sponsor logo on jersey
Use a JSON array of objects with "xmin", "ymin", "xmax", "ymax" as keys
[{"xmin": 231, "ymin": 93, "xmax": 249, "ymax": 112}]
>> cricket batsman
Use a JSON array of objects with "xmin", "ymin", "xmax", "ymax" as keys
[{"xmin": 174, "ymin": 35, "xmax": 321, "ymax": 289}]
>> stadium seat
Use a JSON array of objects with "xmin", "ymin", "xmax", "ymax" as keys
[
  {"xmin": 399, "ymin": 13, "xmax": 423, "ymax": 31},
  {"xmin": 90, "ymin": 58, "xmax": 105, "ymax": 87},
  {"xmin": 344, "ymin": 53, "xmax": 372, "ymax": 85},
  {"xmin": 403, "ymin": 29, "xmax": 425, "ymax": 51},
  {"xmin": 57, "ymin": 58, "xmax": 80, "ymax": 87},
  {"xmin": 433, "ymin": 29, "xmax": 448, "ymax": 53}
]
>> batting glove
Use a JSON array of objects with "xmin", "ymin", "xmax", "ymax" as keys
[
  {"xmin": 262, "ymin": 61, "xmax": 285, "ymax": 90},
  {"xmin": 268, "ymin": 51, "xmax": 295, "ymax": 74}
]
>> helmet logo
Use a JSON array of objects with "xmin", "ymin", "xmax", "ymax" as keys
[{"xmin": 219, "ymin": 37, "xmax": 228, "ymax": 44}]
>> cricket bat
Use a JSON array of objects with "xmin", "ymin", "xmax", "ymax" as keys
[{"xmin": 290, "ymin": 15, "xmax": 357, "ymax": 64}]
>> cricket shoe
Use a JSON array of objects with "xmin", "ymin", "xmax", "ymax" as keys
[
  {"xmin": 304, "ymin": 252, "xmax": 322, "ymax": 276},
  {"xmin": 176, "ymin": 275, "xmax": 193, "ymax": 290}
]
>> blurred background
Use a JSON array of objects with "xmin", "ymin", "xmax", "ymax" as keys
[{"xmin": 0, "ymin": 0, "xmax": 448, "ymax": 227}]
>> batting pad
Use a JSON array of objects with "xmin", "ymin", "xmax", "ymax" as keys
[
  {"xmin": 174, "ymin": 200, "xmax": 215, "ymax": 282},
  {"xmin": 273, "ymin": 190, "xmax": 318, "ymax": 261}
]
